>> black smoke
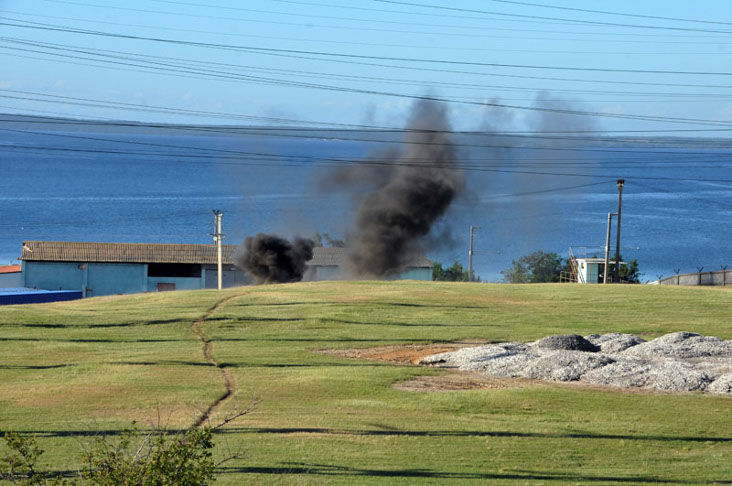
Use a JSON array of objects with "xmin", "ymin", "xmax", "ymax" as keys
[
  {"xmin": 344, "ymin": 99, "xmax": 463, "ymax": 278},
  {"xmin": 234, "ymin": 233, "xmax": 314, "ymax": 284}
]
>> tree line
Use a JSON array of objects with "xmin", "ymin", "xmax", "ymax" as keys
[{"xmin": 433, "ymin": 250, "xmax": 641, "ymax": 283}]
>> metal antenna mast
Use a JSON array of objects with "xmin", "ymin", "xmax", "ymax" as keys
[{"xmin": 603, "ymin": 212, "xmax": 617, "ymax": 284}]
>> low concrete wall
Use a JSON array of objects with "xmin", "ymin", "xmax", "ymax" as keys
[{"xmin": 658, "ymin": 270, "xmax": 732, "ymax": 286}]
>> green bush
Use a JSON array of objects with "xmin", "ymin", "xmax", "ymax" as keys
[
  {"xmin": 1, "ymin": 408, "xmax": 252, "ymax": 485},
  {"xmin": 79, "ymin": 424, "xmax": 215, "ymax": 485}
]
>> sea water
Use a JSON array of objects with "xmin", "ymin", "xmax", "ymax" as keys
[{"xmin": 1, "ymin": 128, "xmax": 730, "ymax": 282}]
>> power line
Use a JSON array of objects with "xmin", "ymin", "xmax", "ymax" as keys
[
  {"xmin": 6, "ymin": 119, "xmax": 732, "ymax": 161},
  {"xmin": 371, "ymin": 0, "xmax": 732, "ymax": 35},
  {"xmin": 6, "ymin": 17, "xmax": 732, "ymax": 77},
  {"xmin": 151, "ymin": 0, "xmax": 732, "ymax": 39},
  {"xmin": 4, "ymin": 92, "xmax": 732, "ymax": 161},
  {"xmin": 5, "ymin": 25, "xmax": 732, "ymax": 129},
  {"xmin": 632, "ymin": 181, "xmax": 732, "ymax": 210},
  {"xmin": 18, "ymin": 9, "xmax": 725, "ymax": 55},
  {"xmin": 9, "ymin": 35, "xmax": 732, "ymax": 101},
  {"xmin": 148, "ymin": 0, "xmax": 562, "ymax": 32},
  {"xmin": 271, "ymin": 0, "xmax": 732, "ymax": 31},
  {"xmin": 30, "ymin": 0, "xmax": 619, "ymax": 39},
  {"xmin": 18, "ymin": 7, "xmax": 732, "ymax": 46},
  {"xmin": 5, "ymin": 108, "xmax": 732, "ymax": 136},
  {"xmin": 0, "ymin": 209, "xmax": 212, "ymax": 228},
  {"xmin": 4, "ymin": 127, "xmax": 732, "ymax": 183},
  {"xmin": 479, "ymin": 180, "xmax": 617, "ymax": 199},
  {"xmin": 483, "ymin": 0, "xmax": 732, "ymax": 28},
  {"xmin": 9, "ymin": 19, "xmax": 732, "ymax": 94},
  {"xmin": 6, "ymin": 115, "xmax": 732, "ymax": 158},
  {"xmin": 8, "ymin": 143, "xmax": 732, "ymax": 173}
]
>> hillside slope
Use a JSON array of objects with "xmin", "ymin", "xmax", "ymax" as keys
[{"xmin": 1, "ymin": 282, "xmax": 731, "ymax": 484}]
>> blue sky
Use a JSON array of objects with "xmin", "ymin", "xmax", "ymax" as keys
[{"xmin": 2, "ymin": 0, "xmax": 732, "ymax": 131}]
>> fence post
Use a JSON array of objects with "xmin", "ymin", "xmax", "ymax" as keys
[{"xmin": 697, "ymin": 267, "xmax": 704, "ymax": 286}]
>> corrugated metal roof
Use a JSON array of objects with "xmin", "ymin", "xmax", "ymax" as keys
[
  {"xmin": 308, "ymin": 247, "xmax": 345, "ymax": 266},
  {"xmin": 20, "ymin": 241, "xmax": 239, "ymax": 264},
  {"xmin": 20, "ymin": 241, "xmax": 432, "ymax": 268},
  {"xmin": 0, "ymin": 265, "xmax": 21, "ymax": 274},
  {"xmin": 306, "ymin": 246, "xmax": 431, "ymax": 268}
]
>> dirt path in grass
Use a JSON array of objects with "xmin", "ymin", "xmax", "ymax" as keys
[{"xmin": 191, "ymin": 293, "xmax": 244, "ymax": 428}]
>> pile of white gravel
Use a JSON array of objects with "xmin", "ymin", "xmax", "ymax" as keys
[{"xmin": 420, "ymin": 332, "xmax": 732, "ymax": 395}]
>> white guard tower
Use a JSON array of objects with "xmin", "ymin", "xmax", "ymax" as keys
[
  {"xmin": 564, "ymin": 247, "xmax": 625, "ymax": 284},
  {"xmin": 574, "ymin": 257, "xmax": 605, "ymax": 284}
]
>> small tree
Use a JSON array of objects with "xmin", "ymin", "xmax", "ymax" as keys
[
  {"xmin": 0, "ymin": 432, "xmax": 55, "ymax": 485},
  {"xmin": 1, "ymin": 407, "xmax": 254, "ymax": 485},
  {"xmin": 432, "ymin": 261, "xmax": 473, "ymax": 282},
  {"xmin": 607, "ymin": 254, "xmax": 642, "ymax": 284},
  {"xmin": 501, "ymin": 251, "xmax": 564, "ymax": 283}
]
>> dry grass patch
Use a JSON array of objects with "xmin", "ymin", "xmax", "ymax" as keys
[{"xmin": 319, "ymin": 341, "xmax": 488, "ymax": 365}]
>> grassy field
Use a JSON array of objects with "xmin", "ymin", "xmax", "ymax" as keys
[{"xmin": 1, "ymin": 281, "xmax": 731, "ymax": 485}]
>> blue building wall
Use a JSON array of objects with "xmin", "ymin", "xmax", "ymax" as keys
[
  {"xmin": 87, "ymin": 263, "xmax": 147, "ymax": 297},
  {"xmin": 395, "ymin": 267, "xmax": 432, "ymax": 281},
  {"xmin": 23, "ymin": 261, "xmax": 84, "ymax": 291},
  {"xmin": 147, "ymin": 276, "xmax": 203, "ymax": 292},
  {"xmin": 22, "ymin": 261, "xmax": 212, "ymax": 296},
  {"xmin": 21, "ymin": 260, "xmax": 433, "ymax": 296}
]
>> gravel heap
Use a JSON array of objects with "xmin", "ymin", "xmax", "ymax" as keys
[{"xmin": 420, "ymin": 332, "xmax": 732, "ymax": 395}]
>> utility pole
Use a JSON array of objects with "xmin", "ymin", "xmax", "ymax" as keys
[
  {"xmin": 614, "ymin": 179, "xmax": 624, "ymax": 283},
  {"xmin": 603, "ymin": 212, "xmax": 617, "ymax": 284},
  {"xmin": 211, "ymin": 210, "xmax": 224, "ymax": 290},
  {"xmin": 468, "ymin": 225, "xmax": 475, "ymax": 282},
  {"xmin": 468, "ymin": 225, "xmax": 482, "ymax": 282}
]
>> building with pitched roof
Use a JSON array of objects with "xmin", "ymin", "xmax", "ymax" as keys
[
  {"xmin": 304, "ymin": 246, "xmax": 432, "ymax": 281},
  {"xmin": 20, "ymin": 241, "xmax": 247, "ymax": 297},
  {"xmin": 0, "ymin": 264, "xmax": 23, "ymax": 288},
  {"xmin": 19, "ymin": 241, "xmax": 433, "ymax": 297}
]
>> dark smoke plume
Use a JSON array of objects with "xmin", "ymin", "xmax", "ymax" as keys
[
  {"xmin": 234, "ymin": 233, "xmax": 314, "ymax": 284},
  {"xmin": 346, "ymin": 99, "xmax": 463, "ymax": 278}
]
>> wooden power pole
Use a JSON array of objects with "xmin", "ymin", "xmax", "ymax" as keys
[
  {"xmin": 468, "ymin": 225, "xmax": 475, "ymax": 282},
  {"xmin": 614, "ymin": 179, "xmax": 624, "ymax": 283},
  {"xmin": 211, "ymin": 210, "xmax": 224, "ymax": 290}
]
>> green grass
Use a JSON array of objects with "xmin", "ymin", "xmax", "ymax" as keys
[{"xmin": 1, "ymin": 281, "xmax": 731, "ymax": 484}]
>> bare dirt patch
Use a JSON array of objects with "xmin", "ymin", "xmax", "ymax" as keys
[
  {"xmin": 319, "ymin": 340, "xmax": 538, "ymax": 392},
  {"xmin": 320, "ymin": 340, "xmax": 488, "ymax": 365},
  {"xmin": 393, "ymin": 373, "xmax": 535, "ymax": 392}
]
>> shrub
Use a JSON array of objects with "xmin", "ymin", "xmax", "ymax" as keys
[{"xmin": 1, "ymin": 407, "xmax": 253, "ymax": 485}]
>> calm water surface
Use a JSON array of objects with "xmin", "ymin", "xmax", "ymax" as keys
[{"xmin": 1, "ymin": 129, "xmax": 730, "ymax": 282}]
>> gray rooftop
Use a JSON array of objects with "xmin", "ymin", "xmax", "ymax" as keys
[
  {"xmin": 20, "ymin": 241, "xmax": 432, "ymax": 268},
  {"xmin": 21, "ymin": 241, "xmax": 239, "ymax": 264},
  {"xmin": 306, "ymin": 246, "xmax": 431, "ymax": 268}
]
